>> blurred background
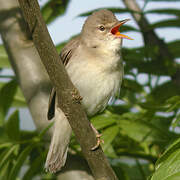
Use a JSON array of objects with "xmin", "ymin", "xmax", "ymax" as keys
[{"xmin": 0, "ymin": 0, "xmax": 180, "ymax": 179}]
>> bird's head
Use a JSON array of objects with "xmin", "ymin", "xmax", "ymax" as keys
[{"xmin": 81, "ymin": 9, "xmax": 132, "ymax": 51}]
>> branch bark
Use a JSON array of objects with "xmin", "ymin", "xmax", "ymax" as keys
[
  {"xmin": 18, "ymin": 0, "xmax": 118, "ymax": 179},
  {"xmin": 0, "ymin": 0, "xmax": 93, "ymax": 179}
]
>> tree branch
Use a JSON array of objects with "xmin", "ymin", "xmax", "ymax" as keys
[
  {"xmin": 18, "ymin": 0, "xmax": 118, "ymax": 179},
  {"xmin": 122, "ymin": 0, "xmax": 180, "ymax": 87},
  {"xmin": 0, "ymin": 0, "xmax": 93, "ymax": 179},
  {"xmin": 122, "ymin": 0, "xmax": 172, "ymax": 59},
  {"xmin": 0, "ymin": 0, "xmax": 52, "ymax": 134}
]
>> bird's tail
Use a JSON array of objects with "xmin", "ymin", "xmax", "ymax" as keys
[{"xmin": 45, "ymin": 108, "xmax": 72, "ymax": 173}]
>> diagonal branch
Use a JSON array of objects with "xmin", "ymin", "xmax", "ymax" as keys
[
  {"xmin": 0, "ymin": 0, "xmax": 94, "ymax": 179},
  {"xmin": 18, "ymin": 0, "xmax": 118, "ymax": 179}
]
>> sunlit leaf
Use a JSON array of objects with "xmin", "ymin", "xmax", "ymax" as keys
[
  {"xmin": 8, "ymin": 145, "xmax": 35, "ymax": 180},
  {"xmin": 0, "ymin": 142, "xmax": 12, "ymax": 150},
  {"xmin": 0, "ymin": 160, "xmax": 10, "ymax": 180},
  {"xmin": 105, "ymin": 144, "xmax": 117, "ymax": 158},
  {"xmin": 91, "ymin": 113, "xmax": 116, "ymax": 130},
  {"xmin": 171, "ymin": 114, "xmax": 180, "ymax": 129},
  {"xmin": 0, "ymin": 145, "xmax": 19, "ymax": 171},
  {"xmin": 102, "ymin": 125, "xmax": 119, "ymax": 151},
  {"xmin": 166, "ymin": 95, "xmax": 180, "ymax": 112},
  {"xmin": 151, "ymin": 138, "xmax": 180, "ymax": 180},
  {"xmin": 12, "ymin": 87, "xmax": 26, "ymax": 107},
  {"xmin": 116, "ymin": 112, "xmax": 173, "ymax": 144}
]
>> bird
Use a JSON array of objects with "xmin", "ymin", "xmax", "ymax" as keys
[{"xmin": 45, "ymin": 9, "xmax": 132, "ymax": 173}]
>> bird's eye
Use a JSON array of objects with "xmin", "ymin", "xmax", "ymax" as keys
[{"xmin": 99, "ymin": 26, "xmax": 105, "ymax": 31}]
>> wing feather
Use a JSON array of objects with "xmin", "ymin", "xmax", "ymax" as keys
[{"xmin": 47, "ymin": 36, "xmax": 80, "ymax": 120}]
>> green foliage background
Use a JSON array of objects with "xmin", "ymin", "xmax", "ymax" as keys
[{"xmin": 0, "ymin": 0, "xmax": 180, "ymax": 179}]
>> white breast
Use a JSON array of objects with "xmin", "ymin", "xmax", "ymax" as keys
[{"xmin": 66, "ymin": 46, "xmax": 123, "ymax": 116}]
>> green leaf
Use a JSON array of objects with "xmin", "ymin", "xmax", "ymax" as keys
[
  {"xmin": 12, "ymin": 87, "xmax": 26, "ymax": 107},
  {"xmin": 123, "ymin": 78, "xmax": 143, "ymax": 92},
  {"xmin": 22, "ymin": 152, "xmax": 46, "ymax": 180},
  {"xmin": 0, "ymin": 145, "xmax": 19, "ymax": 171},
  {"xmin": 171, "ymin": 114, "xmax": 180, "ymax": 128},
  {"xmin": 155, "ymin": 138, "xmax": 180, "ymax": 168},
  {"xmin": 102, "ymin": 125, "xmax": 119, "ymax": 151},
  {"xmin": 151, "ymin": 138, "xmax": 180, "ymax": 180},
  {"xmin": 147, "ymin": 81, "xmax": 180, "ymax": 104},
  {"xmin": 112, "ymin": 165, "xmax": 130, "ymax": 180},
  {"xmin": 166, "ymin": 96, "xmax": 180, "ymax": 112},
  {"xmin": 0, "ymin": 142, "xmax": 12, "ymax": 150},
  {"xmin": 0, "ymin": 45, "xmax": 11, "ymax": 68},
  {"xmin": 120, "ymin": 25, "xmax": 139, "ymax": 32},
  {"xmin": 104, "ymin": 144, "xmax": 117, "ymax": 158},
  {"xmin": 168, "ymin": 40, "xmax": 180, "ymax": 58},
  {"xmin": 149, "ymin": 19, "xmax": 180, "ymax": 30},
  {"xmin": 0, "ymin": 82, "xmax": 26, "ymax": 108},
  {"xmin": 0, "ymin": 80, "xmax": 17, "ymax": 121},
  {"xmin": 0, "ymin": 160, "xmax": 10, "ymax": 180},
  {"xmin": 146, "ymin": 9, "xmax": 180, "ymax": 17},
  {"xmin": 8, "ymin": 145, "xmax": 35, "ymax": 180},
  {"xmin": 91, "ymin": 113, "xmax": 116, "ymax": 130},
  {"xmin": 5, "ymin": 110, "xmax": 20, "ymax": 141},
  {"xmin": 166, "ymin": 95, "xmax": 180, "ymax": 104},
  {"xmin": 41, "ymin": 0, "xmax": 70, "ymax": 24},
  {"xmin": 116, "ymin": 112, "xmax": 172, "ymax": 144}
]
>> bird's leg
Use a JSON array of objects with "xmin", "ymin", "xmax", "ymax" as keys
[
  {"xmin": 90, "ymin": 123, "xmax": 104, "ymax": 150},
  {"xmin": 71, "ymin": 88, "xmax": 83, "ymax": 104}
]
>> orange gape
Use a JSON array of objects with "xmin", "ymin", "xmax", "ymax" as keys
[{"xmin": 111, "ymin": 19, "xmax": 133, "ymax": 40}]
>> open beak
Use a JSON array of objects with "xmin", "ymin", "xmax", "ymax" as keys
[{"xmin": 111, "ymin": 19, "xmax": 133, "ymax": 40}]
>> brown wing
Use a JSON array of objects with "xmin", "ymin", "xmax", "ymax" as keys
[
  {"xmin": 47, "ymin": 36, "xmax": 80, "ymax": 120},
  {"xmin": 47, "ymin": 87, "xmax": 56, "ymax": 120}
]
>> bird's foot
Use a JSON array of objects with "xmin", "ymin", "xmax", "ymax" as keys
[
  {"xmin": 71, "ymin": 88, "xmax": 83, "ymax": 103},
  {"xmin": 90, "ymin": 123, "xmax": 104, "ymax": 150},
  {"xmin": 91, "ymin": 133, "xmax": 104, "ymax": 150}
]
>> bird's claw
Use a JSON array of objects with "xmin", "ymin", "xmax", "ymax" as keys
[
  {"xmin": 91, "ymin": 133, "xmax": 104, "ymax": 151},
  {"xmin": 71, "ymin": 88, "xmax": 82, "ymax": 104}
]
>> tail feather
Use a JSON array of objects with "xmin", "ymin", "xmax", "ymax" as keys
[{"xmin": 45, "ymin": 108, "xmax": 72, "ymax": 173}]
